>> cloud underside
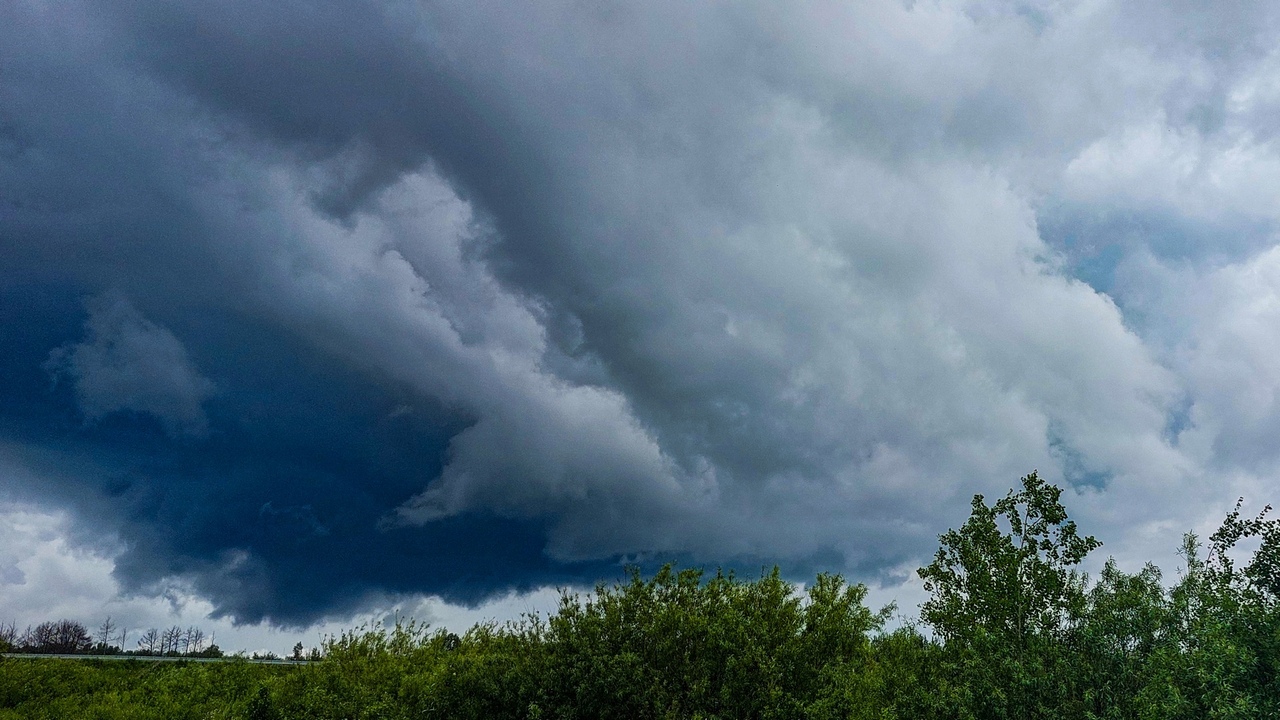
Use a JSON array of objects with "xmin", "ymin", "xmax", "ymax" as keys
[{"xmin": 4, "ymin": 0, "xmax": 1280, "ymax": 624}]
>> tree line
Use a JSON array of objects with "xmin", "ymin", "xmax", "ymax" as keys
[
  {"xmin": 0, "ymin": 617, "xmax": 223, "ymax": 658},
  {"xmin": 5, "ymin": 471, "xmax": 1280, "ymax": 718}
]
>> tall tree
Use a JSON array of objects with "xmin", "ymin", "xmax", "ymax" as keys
[
  {"xmin": 52, "ymin": 620, "xmax": 92, "ymax": 653},
  {"xmin": 137, "ymin": 628, "xmax": 159, "ymax": 654},
  {"xmin": 185, "ymin": 626, "xmax": 205, "ymax": 654},
  {"xmin": 161, "ymin": 625, "xmax": 184, "ymax": 655},
  {"xmin": 96, "ymin": 617, "xmax": 117, "ymax": 649},
  {"xmin": 918, "ymin": 472, "xmax": 1100, "ymax": 719}
]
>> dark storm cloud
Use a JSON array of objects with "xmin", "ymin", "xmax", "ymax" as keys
[
  {"xmin": 2, "ymin": 0, "xmax": 681, "ymax": 624},
  {"xmin": 7, "ymin": 0, "xmax": 1280, "ymax": 625},
  {"xmin": 0, "ymin": 295, "xmax": 613, "ymax": 623}
]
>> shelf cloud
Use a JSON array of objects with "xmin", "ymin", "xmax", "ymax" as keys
[{"xmin": 4, "ymin": 0, "xmax": 1280, "ymax": 626}]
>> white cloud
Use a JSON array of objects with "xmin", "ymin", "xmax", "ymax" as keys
[
  {"xmin": 0, "ymin": 496, "xmax": 569, "ymax": 655},
  {"xmin": 1158, "ymin": 246, "xmax": 1280, "ymax": 470}
]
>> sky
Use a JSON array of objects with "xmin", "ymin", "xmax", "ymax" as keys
[{"xmin": 5, "ymin": 0, "xmax": 1280, "ymax": 653}]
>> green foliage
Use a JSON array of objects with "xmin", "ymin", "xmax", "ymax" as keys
[
  {"xmin": 918, "ymin": 471, "xmax": 1102, "ymax": 719},
  {"xmin": 0, "ymin": 657, "xmax": 278, "ymax": 719},
  {"xmin": 919, "ymin": 471, "xmax": 1100, "ymax": 646},
  {"xmin": 13, "ymin": 474, "xmax": 1280, "ymax": 719},
  {"xmin": 1129, "ymin": 511, "xmax": 1280, "ymax": 720},
  {"xmin": 1073, "ymin": 558, "xmax": 1167, "ymax": 718},
  {"xmin": 539, "ymin": 565, "xmax": 888, "ymax": 719}
]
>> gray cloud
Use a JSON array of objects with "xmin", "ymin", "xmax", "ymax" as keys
[
  {"xmin": 5, "ymin": 0, "xmax": 1280, "ymax": 623},
  {"xmin": 45, "ymin": 293, "xmax": 215, "ymax": 439}
]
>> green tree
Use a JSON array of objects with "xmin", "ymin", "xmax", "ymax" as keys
[
  {"xmin": 540, "ymin": 565, "xmax": 888, "ymax": 719},
  {"xmin": 1075, "ymin": 558, "xmax": 1168, "ymax": 718},
  {"xmin": 919, "ymin": 471, "xmax": 1101, "ymax": 719},
  {"xmin": 1134, "ymin": 503, "xmax": 1280, "ymax": 720}
]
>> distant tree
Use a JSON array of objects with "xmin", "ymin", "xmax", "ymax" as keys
[
  {"xmin": 292, "ymin": 642, "xmax": 304, "ymax": 661},
  {"xmin": 22, "ymin": 620, "xmax": 92, "ymax": 653},
  {"xmin": 28, "ymin": 621, "xmax": 56, "ymax": 651},
  {"xmin": 137, "ymin": 628, "xmax": 160, "ymax": 654},
  {"xmin": 185, "ymin": 626, "xmax": 205, "ymax": 654},
  {"xmin": 191, "ymin": 642, "xmax": 224, "ymax": 658},
  {"xmin": 161, "ymin": 625, "xmax": 184, "ymax": 655},
  {"xmin": 57, "ymin": 619, "xmax": 92, "ymax": 653},
  {"xmin": 0, "ymin": 620, "xmax": 16, "ymax": 651},
  {"xmin": 95, "ymin": 617, "xmax": 117, "ymax": 652}
]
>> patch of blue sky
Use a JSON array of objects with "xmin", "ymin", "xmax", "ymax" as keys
[
  {"xmin": 1037, "ymin": 199, "xmax": 1277, "ymax": 298},
  {"xmin": 1162, "ymin": 394, "xmax": 1195, "ymax": 447},
  {"xmin": 1047, "ymin": 426, "xmax": 1112, "ymax": 492}
]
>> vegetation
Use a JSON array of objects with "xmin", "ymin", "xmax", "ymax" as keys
[
  {"xmin": 0, "ymin": 618, "xmax": 223, "ymax": 658},
  {"xmin": 5, "ymin": 471, "xmax": 1280, "ymax": 718}
]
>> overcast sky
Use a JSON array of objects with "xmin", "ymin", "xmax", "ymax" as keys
[{"xmin": 5, "ymin": 0, "xmax": 1280, "ymax": 652}]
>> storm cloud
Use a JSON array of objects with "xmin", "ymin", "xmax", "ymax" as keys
[
  {"xmin": 4, "ymin": 0, "xmax": 1280, "ymax": 626},
  {"xmin": 45, "ymin": 292, "xmax": 216, "ymax": 438}
]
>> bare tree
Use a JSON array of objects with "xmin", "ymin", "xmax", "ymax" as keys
[
  {"xmin": 22, "ymin": 620, "xmax": 92, "ymax": 653},
  {"xmin": 0, "ymin": 620, "xmax": 16, "ymax": 649},
  {"xmin": 29, "ymin": 621, "xmax": 57, "ymax": 650},
  {"xmin": 117, "ymin": 627, "xmax": 128, "ymax": 649},
  {"xmin": 137, "ymin": 628, "xmax": 159, "ymax": 654},
  {"xmin": 161, "ymin": 625, "xmax": 183, "ymax": 655},
  {"xmin": 53, "ymin": 620, "xmax": 92, "ymax": 653},
  {"xmin": 184, "ymin": 626, "xmax": 205, "ymax": 654},
  {"xmin": 96, "ymin": 617, "xmax": 117, "ymax": 649}
]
